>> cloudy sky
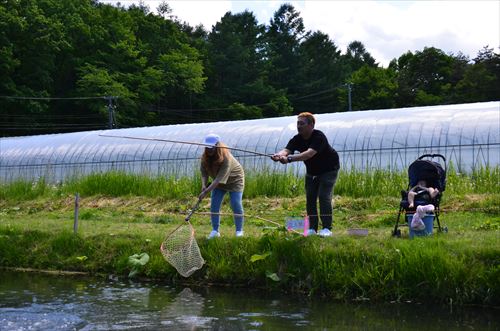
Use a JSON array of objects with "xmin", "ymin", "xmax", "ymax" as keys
[{"xmin": 101, "ymin": 1, "xmax": 499, "ymax": 67}]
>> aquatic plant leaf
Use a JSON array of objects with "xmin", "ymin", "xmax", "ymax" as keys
[
  {"xmin": 128, "ymin": 253, "xmax": 150, "ymax": 267},
  {"xmin": 250, "ymin": 252, "xmax": 271, "ymax": 263},
  {"xmin": 266, "ymin": 271, "xmax": 280, "ymax": 282}
]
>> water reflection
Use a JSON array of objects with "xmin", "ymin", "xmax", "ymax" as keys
[
  {"xmin": 161, "ymin": 288, "xmax": 215, "ymax": 330},
  {"xmin": 0, "ymin": 270, "xmax": 498, "ymax": 330}
]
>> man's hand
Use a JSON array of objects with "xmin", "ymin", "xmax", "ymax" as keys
[{"xmin": 271, "ymin": 154, "xmax": 281, "ymax": 162}]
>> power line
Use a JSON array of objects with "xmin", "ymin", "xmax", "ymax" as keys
[
  {"xmin": 1, "ymin": 114, "xmax": 105, "ymax": 119},
  {"xmin": 0, "ymin": 95, "xmax": 116, "ymax": 100},
  {"xmin": 1, "ymin": 126, "xmax": 108, "ymax": 130}
]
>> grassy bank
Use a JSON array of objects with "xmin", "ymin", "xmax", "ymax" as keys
[{"xmin": 0, "ymin": 170, "xmax": 499, "ymax": 306}]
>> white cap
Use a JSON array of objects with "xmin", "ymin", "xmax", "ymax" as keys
[{"xmin": 203, "ymin": 133, "xmax": 220, "ymax": 147}]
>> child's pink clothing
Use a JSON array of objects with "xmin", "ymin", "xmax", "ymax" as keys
[{"xmin": 411, "ymin": 204, "xmax": 435, "ymax": 231}]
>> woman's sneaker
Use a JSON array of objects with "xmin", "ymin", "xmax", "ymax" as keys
[
  {"xmin": 319, "ymin": 228, "xmax": 332, "ymax": 237},
  {"xmin": 207, "ymin": 230, "xmax": 220, "ymax": 239},
  {"xmin": 235, "ymin": 231, "xmax": 244, "ymax": 237}
]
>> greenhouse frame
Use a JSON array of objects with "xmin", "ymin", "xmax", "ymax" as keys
[{"xmin": 1, "ymin": 101, "xmax": 499, "ymax": 183}]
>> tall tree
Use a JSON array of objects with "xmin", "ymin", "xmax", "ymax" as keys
[
  {"xmin": 266, "ymin": 4, "xmax": 306, "ymax": 98},
  {"xmin": 206, "ymin": 11, "xmax": 265, "ymax": 104},
  {"xmin": 295, "ymin": 31, "xmax": 347, "ymax": 113},
  {"xmin": 455, "ymin": 46, "xmax": 500, "ymax": 103},
  {"xmin": 347, "ymin": 65, "xmax": 397, "ymax": 111},
  {"xmin": 343, "ymin": 40, "xmax": 377, "ymax": 72},
  {"xmin": 391, "ymin": 47, "xmax": 456, "ymax": 106}
]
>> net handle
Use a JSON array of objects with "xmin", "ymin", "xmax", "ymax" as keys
[{"xmin": 185, "ymin": 198, "xmax": 202, "ymax": 222}]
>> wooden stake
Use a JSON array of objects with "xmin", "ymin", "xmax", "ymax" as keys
[{"xmin": 74, "ymin": 193, "xmax": 79, "ymax": 234}]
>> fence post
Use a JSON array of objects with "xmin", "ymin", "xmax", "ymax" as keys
[{"xmin": 74, "ymin": 193, "xmax": 79, "ymax": 234}]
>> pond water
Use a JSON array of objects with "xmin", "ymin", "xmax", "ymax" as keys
[{"xmin": 0, "ymin": 270, "xmax": 498, "ymax": 330}]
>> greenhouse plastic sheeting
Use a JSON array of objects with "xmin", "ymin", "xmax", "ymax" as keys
[{"xmin": 1, "ymin": 101, "xmax": 499, "ymax": 183}]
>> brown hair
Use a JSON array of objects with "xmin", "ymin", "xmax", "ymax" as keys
[
  {"xmin": 201, "ymin": 142, "xmax": 229, "ymax": 177},
  {"xmin": 298, "ymin": 112, "xmax": 315, "ymax": 126}
]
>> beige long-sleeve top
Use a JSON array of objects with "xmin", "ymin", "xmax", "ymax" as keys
[{"xmin": 201, "ymin": 153, "xmax": 245, "ymax": 192}]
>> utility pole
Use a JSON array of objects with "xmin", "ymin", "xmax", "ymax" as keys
[
  {"xmin": 346, "ymin": 83, "xmax": 352, "ymax": 112},
  {"xmin": 106, "ymin": 96, "xmax": 117, "ymax": 129}
]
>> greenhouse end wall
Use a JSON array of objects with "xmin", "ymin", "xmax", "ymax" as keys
[{"xmin": 1, "ymin": 102, "xmax": 499, "ymax": 183}]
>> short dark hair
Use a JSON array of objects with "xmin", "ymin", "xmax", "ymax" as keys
[{"xmin": 298, "ymin": 112, "xmax": 315, "ymax": 126}]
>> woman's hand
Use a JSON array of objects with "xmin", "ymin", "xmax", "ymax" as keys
[{"xmin": 198, "ymin": 188, "xmax": 210, "ymax": 200}]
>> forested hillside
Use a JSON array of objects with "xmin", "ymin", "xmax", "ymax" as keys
[{"xmin": 1, "ymin": 0, "xmax": 499, "ymax": 136}]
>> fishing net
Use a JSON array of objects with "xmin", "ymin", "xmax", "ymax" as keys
[{"xmin": 160, "ymin": 201, "xmax": 204, "ymax": 277}]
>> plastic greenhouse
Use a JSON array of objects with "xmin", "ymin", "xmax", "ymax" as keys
[{"xmin": 1, "ymin": 101, "xmax": 499, "ymax": 183}]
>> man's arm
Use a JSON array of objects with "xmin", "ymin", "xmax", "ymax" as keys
[{"xmin": 286, "ymin": 148, "xmax": 317, "ymax": 163}]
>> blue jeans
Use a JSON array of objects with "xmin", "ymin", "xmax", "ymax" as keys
[
  {"xmin": 305, "ymin": 170, "xmax": 338, "ymax": 231},
  {"xmin": 210, "ymin": 188, "xmax": 244, "ymax": 232}
]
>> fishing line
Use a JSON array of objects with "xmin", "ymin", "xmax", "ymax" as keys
[
  {"xmin": 99, "ymin": 134, "xmax": 273, "ymax": 158},
  {"xmin": 196, "ymin": 211, "xmax": 302, "ymax": 235}
]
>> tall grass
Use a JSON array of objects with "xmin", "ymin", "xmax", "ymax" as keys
[
  {"xmin": 1, "ymin": 167, "xmax": 498, "ymax": 201},
  {"xmin": 0, "ymin": 179, "xmax": 49, "ymax": 200},
  {"xmin": 244, "ymin": 170, "xmax": 302, "ymax": 198},
  {"xmin": 62, "ymin": 172, "xmax": 199, "ymax": 199},
  {"xmin": 446, "ymin": 165, "xmax": 500, "ymax": 194},
  {"xmin": 336, "ymin": 168, "xmax": 408, "ymax": 198}
]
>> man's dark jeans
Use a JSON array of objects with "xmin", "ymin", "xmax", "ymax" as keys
[{"xmin": 305, "ymin": 169, "xmax": 339, "ymax": 231}]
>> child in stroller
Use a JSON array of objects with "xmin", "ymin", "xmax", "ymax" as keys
[
  {"xmin": 407, "ymin": 179, "xmax": 440, "ymax": 231},
  {"xmin": 393, "ymin": 154, "xmax": 447, "ymax": 237},
  {"xmin": 408, "ymin": 179, "xmax": 439, "ymax": 209}
]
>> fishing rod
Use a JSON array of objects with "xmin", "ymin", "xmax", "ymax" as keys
[{"xmin": 99, "ymin": 134, "xmax": 273, "ymax": 158}]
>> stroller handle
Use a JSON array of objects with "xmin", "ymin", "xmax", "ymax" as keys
[
  {"xmin": 418, "ymin": 153, "xmax": 446, "ymax": 162},
  {"xmin": 417, "ymin": 153, "xmax": 447, "ymax": 171}
]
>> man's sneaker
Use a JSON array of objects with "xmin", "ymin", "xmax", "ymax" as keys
[
  {"xmin": 411, "ymin": 219, "xmax": 426, "ymax": 231},
  {"xmin": 319, "ymin": 228, "xmax": 332, "ymax": 237},
  {"xmin": 306, "ymin": 229, "xmax": 317, "ymax": 236},
  {"xmin": 207, "ymin": 230, "xmax": 220, "ymax": 239},
  {"xmin": 235, "ymin": 230, "xmax": 244, "ymax": 237}
]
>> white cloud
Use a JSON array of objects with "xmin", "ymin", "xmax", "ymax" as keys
[
  {"xmin": 100, "ymin": 1, "xmax": 231, "ymax": 30},
  {"xmin": 169, "ymin": 1, "xmax": 231, "ymax": 30},
  {"xmin": 299, "ymin": 1, "xmax": 499, "ymax": 66}
]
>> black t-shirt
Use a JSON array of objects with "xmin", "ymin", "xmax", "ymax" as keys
[{"xmin": 286, "ymin": 129, "xmax": 340, "ymax": 175}]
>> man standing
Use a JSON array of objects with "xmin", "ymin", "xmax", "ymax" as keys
[{"xmin": 272, "ymin": 112, "xmax": 340, "ymax": 237}]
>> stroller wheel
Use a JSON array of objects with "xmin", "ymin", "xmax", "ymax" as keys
[
  {"xmin": 392, "ymin": 229, "xmax": 401, "ymax": 238},
  {"xmin": 442, "ymin": 226, "xmax": 448, "ymax": 233}
]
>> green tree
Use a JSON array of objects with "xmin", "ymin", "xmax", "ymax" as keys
[
  {"xmin": 455, "ymin": 46, "xmax": 500, "ymax": 102},
  {"xmin": 266, "ymin": 4, "xmax": 306, "ymax": 97},
  {"xmin": 391, "ymin": 47, "xmax": 456, "ymax": 107},
  {"xmin": 0, "ymin": 0, "xmax": 76, "ymax": 135},
  {"xmin": 206, "ymin": 11, "xmax": 267, "ymax": 105},
  {"xmin": 348, "ymin": 65, "xmax": 397, "ymax": 110},
  {"xmin": 263, "ymin": 95, "xmax": 293, "ymax": 117},
  {"xmin": 226, "ymin": 102, "xmax": 263, "ymax": 120},
  {"xmin": 296, "ymin": 31, "xmax": 347, "ymax": 113},
  {"xmin": 343, "ymin": 40, "xmax": 377, "ymax": 72}
]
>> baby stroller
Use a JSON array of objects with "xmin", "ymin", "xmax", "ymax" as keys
[{"xmin": 392, "ymin": 154, "xmax": 447, "ymax": 237}]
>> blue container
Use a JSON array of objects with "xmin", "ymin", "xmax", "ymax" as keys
[{"xmin": 407, "ymin": 214, "xmax": 434, "ymax": 238}]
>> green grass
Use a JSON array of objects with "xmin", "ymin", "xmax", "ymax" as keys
[
  {"xmin": 0, "ymin": 169, "xmax": 498, "ymax": 305},
  {"xmin": 1, "ymin": 166, "xmax": 498, "ymax": 201}
]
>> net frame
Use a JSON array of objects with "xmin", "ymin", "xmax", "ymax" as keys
[{"xmin": 160, "ymin": 200, "xmax": 205, "ymax": 277}]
